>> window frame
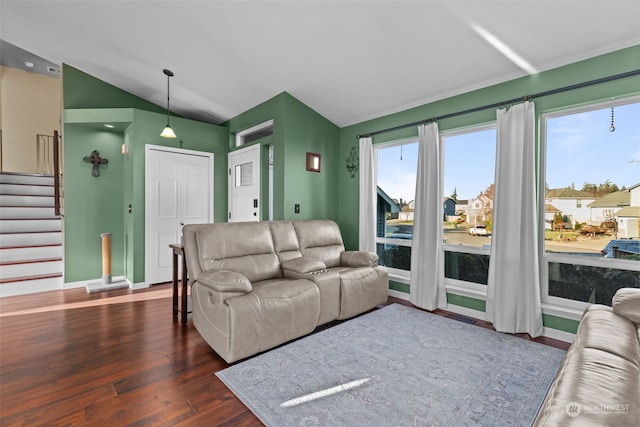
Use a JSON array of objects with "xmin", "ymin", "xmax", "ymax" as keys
[
  {"xmin": 538, "ymin": 95, "xmax": 640, "ymax": 311},
  {"xmin": 374, "ymin": 136, "xmax": 418, "ymax": 283},
  {"xmin": 235, "ymin": 119, "xmax": 274, "ymax": 147},
  {"xmin": 440, "ymin": 123, "xmax": 496, "ymax": 295}
]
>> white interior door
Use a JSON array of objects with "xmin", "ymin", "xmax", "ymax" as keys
[
  {"xmin": 145, "ymin": 145, "xmax": 213, "ymax": 285},
  {"xmin": 228, "ymin": 144, "xmax": 260, "ymax": 222}
]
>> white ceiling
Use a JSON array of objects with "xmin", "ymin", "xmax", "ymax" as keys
[{"xmin": 2, "ymin": 1, "xmax": 639, "ymax": 127}]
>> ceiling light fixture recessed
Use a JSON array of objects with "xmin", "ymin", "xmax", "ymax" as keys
[
  {"xmin": 104, "ymin": 124, "xmax": 115, "ymax": 129},
  {"xmin": 24, "ymin": 61, "xmax": 35, "ymax": 68}
]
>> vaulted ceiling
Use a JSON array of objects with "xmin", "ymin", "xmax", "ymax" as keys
[{"xmin": 2, "ymin": 1, "xmax": 639, "ymax": 127}]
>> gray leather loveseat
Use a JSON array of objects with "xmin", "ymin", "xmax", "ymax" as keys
[
  {"xmin": 182, "ymin": 219, "xmax": 389, "ymax": 363},
  {"xmin": 533, "ymin": 287, "xmax": 640, "ymax": 426}
]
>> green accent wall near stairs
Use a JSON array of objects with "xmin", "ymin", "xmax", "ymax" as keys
[{"xmin": 62, "ymin": 66, "xmax": 227, "ymax": 285}]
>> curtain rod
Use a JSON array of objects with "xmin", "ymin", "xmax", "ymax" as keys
[{"xmin": 356, "ymin": 69, "xmax": 640, "ymax": 139}]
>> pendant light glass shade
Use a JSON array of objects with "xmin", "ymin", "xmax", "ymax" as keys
[
  {"xmin": 160, "ymin": 69, "xmax": 177, "ymax": 138},
  {"xmin": 160, "ymin": 124, "xmax": 177, "ymax": 138}
]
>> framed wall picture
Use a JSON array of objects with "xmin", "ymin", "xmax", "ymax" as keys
[{"xmin": 306, "ymin": 152, "xmax": 321, "ymax": 172}]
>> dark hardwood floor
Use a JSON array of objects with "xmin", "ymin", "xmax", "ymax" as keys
[{"xmin": 0, "ymin": 284, "xmax": 570, "ymax": 426}]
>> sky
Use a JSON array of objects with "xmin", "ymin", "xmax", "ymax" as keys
[{"xmin": 377, "ymin": 100, "xmax": 640, "ymax": 203}]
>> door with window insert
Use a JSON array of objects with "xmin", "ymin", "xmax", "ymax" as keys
[{"xmin": 228, "ymin": 144, "xmax": 260, "ymax": 222}]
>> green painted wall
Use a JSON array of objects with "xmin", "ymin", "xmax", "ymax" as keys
[
  {"xmin": 63, "ymin": 124, "xmax": 125, "ymax": 282},
  {"xmin": 542, "ymin": 313, "xmax": 580, "ymax": 334},
  {"xmin": 127, "ymin": 110, "xmax": 227, "ymax": 284},
  {"xmin": 282, "ymin": 94, "xmax": 339, "ymax": 220},
  {"xmin": 225, "ymin": 92, "xmax": 339, "ymax": 221},
  {"xmin": 337, "ymin": 45, "xmax": 640, "ymax": 250},
  {"xmin": 62, "ymin": 65, "xmax": 228, "ymax": 285},
  {"xmin": 63, "ymin": 65, "xmax": 168, "ymax": 113},
  {"xmin": 389, "ymin": 280, "xmax": 410, "ymax": 294}
]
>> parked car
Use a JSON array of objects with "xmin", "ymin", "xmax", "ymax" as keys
[
  {"xmin": 386, "ymin": 224, "xmax": 413, "ymax": 239},
  {"xmin": 600, "ymin": 239, "xmax": 640, "ymax": 258},
  {"xmin": 468, "ymin": 225, "xmax": 489, "ymax": 236}
]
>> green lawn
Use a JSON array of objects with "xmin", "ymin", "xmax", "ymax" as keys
[{"xmin": 545, "ymin": 230, "xmax": 580, "ymax": 241}]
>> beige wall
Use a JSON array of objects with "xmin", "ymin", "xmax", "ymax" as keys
[{"xmin": 0, "ymin": 65, "xmax": 61, "ymax": 173}]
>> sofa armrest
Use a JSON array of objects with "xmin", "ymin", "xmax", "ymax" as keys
[
  {"xmin": 195, "ymin": 270, "xmax": 252, "ymax": 293},
  {"xmin": 612, "ymin": 287, "xmax": 640, "ymax": 324},
  {"xmin": 341, "ymin": 251, "xmax": 379, "ymax": 267},
  {"xmin": 282, "ymin": 257, "xmax": 326, "ymax": 274}
]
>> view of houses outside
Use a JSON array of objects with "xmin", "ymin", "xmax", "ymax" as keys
[
  {"xmin": 544, "ymin": 101, "xmax": 639, "ymax": 261},
  {"xmin": 376, "ymin": 101, "xmax": 640, "ymax": 273}
]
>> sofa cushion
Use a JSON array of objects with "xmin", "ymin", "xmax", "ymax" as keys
[
  {"xmin": 196, "ymin": 222, "xmax": 281, "ymax": 282},
  {"xmin": 294, "ymin": 220, "xmax": 345, "ymax": 267},
  {"xmin": 282, "ymin": 257, "xmax": 326, "ymax": 274},
  {"xmin": 612, "ymin": 288, "xmax": 640, "ymax": 324},
  {"xmin": 269, "ymin": 221, "xmax": 302, "ymax": 262}
]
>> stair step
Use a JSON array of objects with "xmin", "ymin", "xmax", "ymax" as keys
[
  {"xmin": 0, "ymin": 206, "xmax": 58, "ymax": 219},
  {"xmin": 0, "ymin": 174, "xmax": 63, "ymax": 297},
  {"xmin": 0, "ymin": 183, "xmax": 55, "ymax": 196},
  {"xmin": 0, "ymin": 194, "xmax": 55, "ymax": 207},
  {"xmin": 0, "ymin": 218, "xmax": 62, "ymax": 233},
  {"xmin": 0, "ymin": 258, "xmax": 63, "ymax": 280},
  {"xmin": 0, "ymin": 231, "xmax": 62, "ymax": 247},
  {"xmin": 0, "ymin": 173, "xmax": 54, "ymax": 186},
  {"xmin": 0, "ymin": 245, "xmax": 63, "ymax": 263},
  {"xmin": 0, "ymin": 274, "xmax": 64, "ymax": 297},
  {"xmin": 0, "ymin": 272, "xmax": 62, "ymax": 284}
]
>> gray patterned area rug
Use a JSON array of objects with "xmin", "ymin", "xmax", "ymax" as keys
[{"xmin": 216, "ymin": 303, "xmax": 565, "ymax": 426}]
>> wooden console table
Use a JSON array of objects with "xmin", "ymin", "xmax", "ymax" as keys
[{"xmin": 170, "ymin": 243, "xmax": 190, "ymax": 324}]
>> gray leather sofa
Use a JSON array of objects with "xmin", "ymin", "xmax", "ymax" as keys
[
  {"xmin": 533, "ymin": 287, "xmax": 640, "ymax": 426},
  {"xmin": 182, "ymin": 219, "xmax": 389, "ymax": 363}
]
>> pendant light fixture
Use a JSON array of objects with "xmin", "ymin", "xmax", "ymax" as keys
[{"xmin": 160, "ymin": 68, "xmax": 177, "ymax": 138}]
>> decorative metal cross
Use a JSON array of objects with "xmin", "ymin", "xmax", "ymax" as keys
[{"xmin": 83, "ymin": 150, "xmax": 109, "ymax": 177}]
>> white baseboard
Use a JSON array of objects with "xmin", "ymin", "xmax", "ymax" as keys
[
  {"xmin": 64, "ymin": 276, "xmax": 128, "ymax": 290},
  {"xmin": 130, "ymin": 281, "xmax": 148, "ymax": 290},
  {"xmin": 387, "ymin": 288, "xmax": 573, "ymax": 343},
  {"xmin": 543, "ymin": 327, "xmax": 575, "ymax": 344},
  {"xmin": 388, "ymin": 289, "xmax": 409, "ymax": 300},
  {"xmin": 443, "ymin": 303, "xmax": 487, "ymax": 321}
]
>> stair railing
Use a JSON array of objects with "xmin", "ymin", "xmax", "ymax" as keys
[
  {"xmin": 36, "ymin": 131, "xmax": 62, "ymax": 216},
  {"xmin": 53, "ymin": 130, "xmax": 61, "ymax": 216}
]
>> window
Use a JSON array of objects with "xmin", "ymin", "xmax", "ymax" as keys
[
  {"xmin": 442, "ymin": 126, "xmax": 496, "ymax": 249},
  {"xmin": 442, "ymin": 126, "xmax": 496, "ymax": 287},
  {"xmin": 541, "ymin": 98, "xmax": 640, "ymax": 306},
  {"xmin": 235, "ymin": 120, "xmax": 273, "ymax": 147},
  {"xmin": 375, "ymin": 140, "xmax": 418, "ymax": 275}
]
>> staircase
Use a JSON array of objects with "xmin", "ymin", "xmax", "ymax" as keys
[{"xmin": 0, "ymin": 172, "xmax": 63, "ymax": 297}]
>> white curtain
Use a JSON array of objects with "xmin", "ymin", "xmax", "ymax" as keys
[
  {"xmin": 487, "ymin": 101, "xmax": 543, "ymax": 337},
  {"xmin": 410, "ymin": 123, "xmax": 447, "ymax": 311},
  {"xmin": 359, "ymin": 137, "xmax": 376, "ymax": 252}
]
